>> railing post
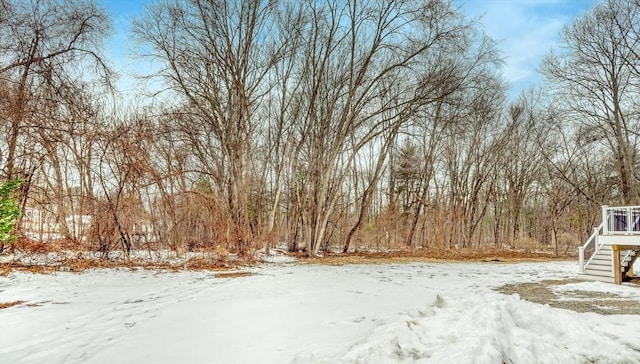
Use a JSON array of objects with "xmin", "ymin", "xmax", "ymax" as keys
[
  {"xmin": 627, "ymin": 207, "xmax": 632, "ymax": 234},
  {"xmin": 594, "ymin": 227, "xmax": 599, "ymax": 253},
  {"xmin": 602, "ymin": 205, "xmax": 609, "ymax": 234},
  {"xmin": 612, "ymin": 245, "xmax": 622, "ymax": 285},
  {"xmin": 578, "ymin": 246, "xmax": 585, "ymax": 273}
]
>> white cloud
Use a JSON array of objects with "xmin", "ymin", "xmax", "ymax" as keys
[{"xmin": 456, "ymin": 0, "xmax": 597, "ymax": 97}]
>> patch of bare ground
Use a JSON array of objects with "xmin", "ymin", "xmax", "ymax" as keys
[
  {"xmin": 497, "ymin": 279, "xmax": 640, "ymax": 315},
  {"xmin": 0, "ymin": 301, "xmax": 25, "ymax": 310},
  {"xmin": 300, "ymin": 249, "xmax": 569, "ymax": 265},
  {"xmin": 214, "ymin": 271, "xmax": 253, "ymax": 278}
]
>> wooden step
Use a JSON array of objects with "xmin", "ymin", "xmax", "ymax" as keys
[
  {"xmin": 578, "ymin": 273, "xmax": 615, "ymax": 283},
  {"xmin": 584, "ymin": 264, "xmax": 613, "ymax": 272},
  {"xmin": 584, "ymin": 268, "xmax": 613, "ymax": 278},
  {"xmin": 588, "ymin": 258, "xmax": 610, "ymax": 264},
  {"xmin": 589, "ymin": 257, "xmax": 611, "ymax": 264},
  {"xmin": 584, "ymin": 261, "xmax": 625, "ymax": 271},
  {"xmin": 579, "ymin": 230, "xmax": 639, "ymax": 283},
  {"xmin": 593, "ymin": 259, "xmax": 632, "ymax": 267}
]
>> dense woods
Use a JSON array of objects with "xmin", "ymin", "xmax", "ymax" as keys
[{"xmin": 1, "ymin": 0, "xmax": 639, "ymax": 258}]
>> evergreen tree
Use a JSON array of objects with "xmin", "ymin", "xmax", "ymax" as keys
[{"xmin": 0, "ymin": 179, "xmax": 21, "ymax": 247}]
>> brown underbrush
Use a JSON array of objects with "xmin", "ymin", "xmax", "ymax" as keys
[
  {"xmin": 1, "ymin": 238, "xmax": 570, "ymax": 274},
  {"xmin": 214, "ymin": 271, "xmax": 253, "ymax": 278},
  {"xmin": 0, "ymin": 255, "xmax": 255, "ymax": 275},
  {"xmin": 8, "ymin": 237, "xmax": 81, "ymax": 254},
  {"xmin": 300, "ymin": 248, "xmax": 569, "ymax": 265},
  {"xmin": 0, "ymin": 301, "xmax": 25, "ymax": 310},
  {"xmin": 1, "ymin": 236, "xmax": 257, "ymax": 275}
]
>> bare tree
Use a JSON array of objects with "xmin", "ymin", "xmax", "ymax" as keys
[
  {"xmin": 0, "ymin": 0, "xmax": 112, "ymax": 181},
  {"xmin": 286, "ymin": 0, "xmax": 496, "ymax": 256},
  {"xmin": 253, "ymin": 5, "xmax": 308, "ymax": 252},
  {"xmin": 498, "ymin": 89, "xmax": 546, "ymax": 247},
  {"xmin": 133, "ymin": 0, "xmax": 288, "ymax": 254},
  {"xmin": 542, "ymin": 0, "xmax": 640, "ymax": 204},
  {"xmin": 0, "ymin": 0, "xmax": 112, "ymax": 245},
  {"xmin": 441, "ymin": 78, "xmax": 505, "ymax": 248}
]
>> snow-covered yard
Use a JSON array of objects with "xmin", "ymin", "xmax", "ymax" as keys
[{"xmin": 1, "ymin": 260, "xmax": 639, "ymax": 364}]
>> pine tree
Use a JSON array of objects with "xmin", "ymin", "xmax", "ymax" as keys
[{"xmin": 0, "ymin": 179, "xmax": 22, "ymax": 247}]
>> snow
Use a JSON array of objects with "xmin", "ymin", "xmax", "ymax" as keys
[
  {"xmin": 1, "ymin": 248, "xmax": 247, "ymax": 267},
  {"xmin": 553, "ymin": 281, "xmax": 640, "ymax": 300},
  {"xmin": 1, "ymin": 261, "xmax": 639, "ymax": 364},
  {"xmin": 256, "ymin": 248, "xmax": 298, "ymax": 264},
  {"xmin": 296, "ymin": 294, "xmax": 640, "ymax": 364}
]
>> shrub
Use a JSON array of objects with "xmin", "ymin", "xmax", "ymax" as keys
[{"xmin": 0, "ymin": 179, "xmax": 22, "ymax": 246}]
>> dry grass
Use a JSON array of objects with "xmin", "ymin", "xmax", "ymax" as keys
[
  {"xmin": 0, "ymin": 301, "xmax": 25, "ymax": 310},
  {"xmin": 300, "ymin": 248, "xmax": 568, "ymax": 266},
  {"xmin": 2, "ymin": 236, "xmax": 260, "ymax": 275},
  {"xmin": 0, "ymin": 244, "xmax": 569, "ymax": 275},
  {"xmin": 214, "ymin": 271, "xmax": 252, "ymax": 278},
  {"xmin": 0, "ymin": 255, "xmax": 256, "ymax": 275},
  {"xmin": 11, "ymin": 238, "xmax": 81, "ymax": 254}
]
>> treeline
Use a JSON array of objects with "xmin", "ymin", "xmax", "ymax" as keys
[{"xmin": 1, "ymin": 0, "xmax": 639, "ymax": 257}]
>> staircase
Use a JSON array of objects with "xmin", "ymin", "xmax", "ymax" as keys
[
  {"xmin": 578, "ymin": 206, "xmax": 640, "ymax": 284},
  {"xmin": 580, "ymin": 244, "xmax": 638, "ymax": 283}
]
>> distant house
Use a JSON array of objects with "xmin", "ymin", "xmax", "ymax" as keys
[
  {"xmin": 22, "ymin": 206, "xmax": 95, "ymax": 241},
  {"xmin": 65, "ymin": 214, "xmax": 92, "ymax": 240},
  {"xmin": 21, "ymin": 207, "xmax": 60, "ymax": 241}
]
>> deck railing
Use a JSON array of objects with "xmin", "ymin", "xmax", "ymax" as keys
[
  {"xmin": 622, "ymin": 249, "xmax": 636, "ymax": 267},
  {"xmin": 602, "ymin": 205, "xmax": 640, "ymax": 235},
  {"xmin": 579, "ymin": 223, "xmax": 603, "ymax": 273}
]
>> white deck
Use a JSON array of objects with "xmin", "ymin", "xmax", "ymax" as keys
[
  {"xmin": 578, "ymin": 205, "xmax": 639, "ymax": 284},
  {"xmin": 598, "ymin": 234, "xmax": 640, "ymax": 246}
]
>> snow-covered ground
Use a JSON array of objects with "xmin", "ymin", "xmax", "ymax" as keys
[{"xmin": 1, "ymin": 260, "xmax": 639, "ymax": 364}]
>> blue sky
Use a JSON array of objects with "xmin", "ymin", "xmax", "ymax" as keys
[
  {"xmin": 101, "ymin": 0, "xmax": 598, "ymax": 98},
  {"xmin": 456, "ymin": 0, "xmax": 597, "ymax": 96},
  {"xmin": 102, "ymin": 0, "xmax": 150, "ymax": 94}
]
